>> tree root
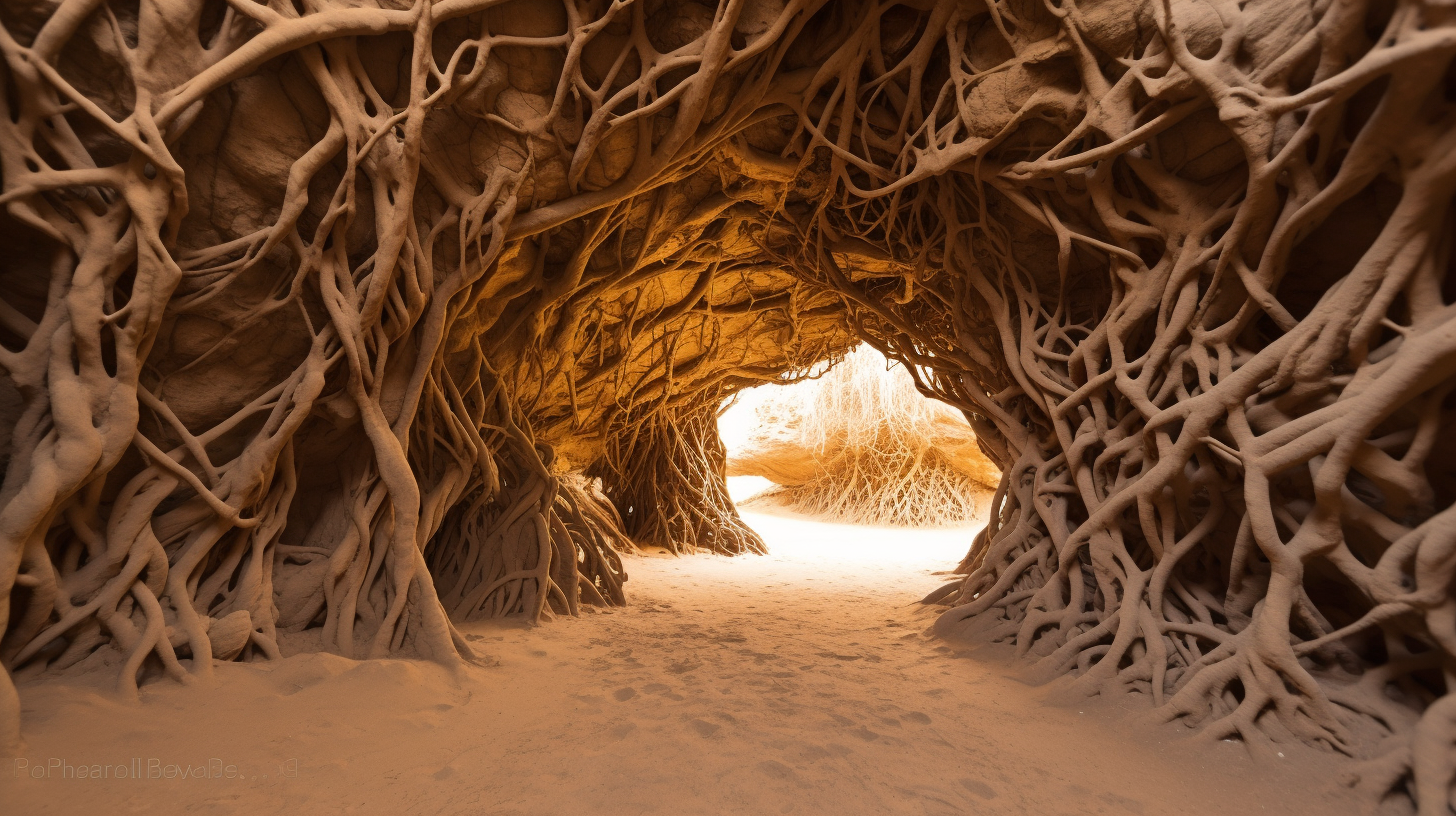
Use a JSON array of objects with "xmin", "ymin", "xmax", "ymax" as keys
[{"xmin": 591, "ymin": 391, "xmax": 765, "ymax": 556}]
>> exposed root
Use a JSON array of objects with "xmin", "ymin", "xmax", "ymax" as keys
[
  {"xmin": 425, "ymin": 392, "xmax": 632, "ymax": 621},
  {"xmin": 592, "ymin": 391, "xmax": 764, "ymax": 556}
]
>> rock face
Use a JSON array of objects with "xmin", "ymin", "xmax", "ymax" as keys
[
  {"xmin": 726, "ymin": 394, "xmax": 819, "ymax": 487},
  {"xmin": 0, "ymin": 1, "xmax": 1454, "ymax": 810},
  {"xmin": 728, "ymin": 346, "xmax": 1000, "ymax": 526}
]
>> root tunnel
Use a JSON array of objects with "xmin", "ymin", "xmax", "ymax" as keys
[{"xmin": 1, "ymin": 0, "xmax": 1455, "ymax": 812}]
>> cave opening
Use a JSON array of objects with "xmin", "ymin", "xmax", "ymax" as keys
[{"xmin": 715, "ymin": 344, "xmax": 1000, "ymax": 553}]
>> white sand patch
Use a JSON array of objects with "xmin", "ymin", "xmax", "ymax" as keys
[
  {"xmin": 5, "ymin": 511, "xmax": 1359, "ymax": 816},
  {"xmin": 727, "ymin": 475, "xmax": 774, "ymax": 503}
]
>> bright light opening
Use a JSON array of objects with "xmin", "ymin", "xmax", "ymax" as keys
[{"xmin": 718, "ymin": 345, "xmax": 1001, "ymax": 529}]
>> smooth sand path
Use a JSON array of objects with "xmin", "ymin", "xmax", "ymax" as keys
[{"xmin": 5, "ymin": 507, "xmax": 1359, "ymax": 815}]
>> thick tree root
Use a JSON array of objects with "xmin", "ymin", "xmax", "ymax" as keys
[
  {"xmin": 428, "ymin": 471, "xmax": 631, "ymax": 621},
  {"xmin": 591, "ymin": 393, "xmax": 765, "ymax": 556}
]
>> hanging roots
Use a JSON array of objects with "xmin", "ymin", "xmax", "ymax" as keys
[
  {"xmin": 425, "ymin": 391, "xmax": 632, "ymax": 621},
  {"xmin": 736, "ymin": 346, "xmax": 999, "ymax": 527},
  {"xmin": 591, "ymin": 392, "xmax": 765, "ymax": 556}
]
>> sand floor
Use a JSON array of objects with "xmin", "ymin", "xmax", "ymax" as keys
[{"xmin": 5, "ymin": 507, "xmax": 1361, "ymax": 815}]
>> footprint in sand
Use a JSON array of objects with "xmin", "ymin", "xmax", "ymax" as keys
[
  {"xmin": 798, "ymin": 745, "xmax": 832, "ymax": 761},
  {"xmin": 689, "ymin": 718, "xmax": 721, "ymax": 738},
  {"xmin": 613, "ymin": 687, "xmax": 637, "ymax": 701},
  {"xmin": 757, "ymin": 760, "xmax": 797, "ymax": 781},
  {"xmin": 1098, "ymin": 793, "xmax": 1145, "ymax": 814},
  {"xmin": 958, "ymin": 778, "xmax": 997, "ymax": 799}
]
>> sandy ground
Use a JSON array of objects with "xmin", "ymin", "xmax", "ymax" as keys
[{"xmin": 4, "ymin": 502, "xmax": 1361, "ymax": 816}]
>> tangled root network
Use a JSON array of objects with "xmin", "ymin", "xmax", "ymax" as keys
[
  {"xmin": 593, "ymin": 390, "xmax": 766, "ymax": 555},
  {"xmin": 1, "ymin": 0, "xmax": 1455, "ymax": 811},
  {"xmin": 733, "ymin": 345, "xmax": 999, "ymax": 527}
]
